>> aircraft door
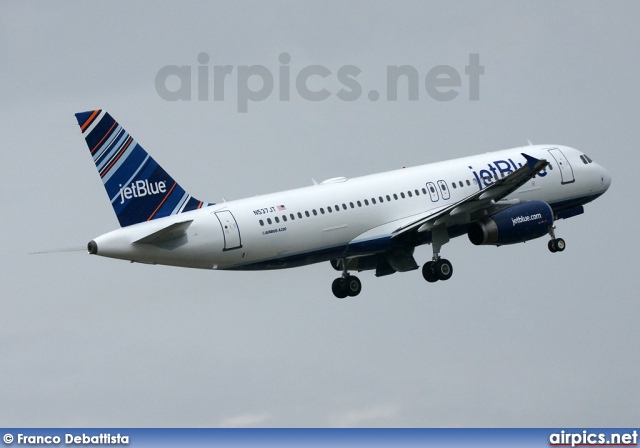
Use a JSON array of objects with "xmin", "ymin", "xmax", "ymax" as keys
[
  {"xmin": 548, "ymin": 148, "xmax": 575, "ymax": 184},
  {"xmin": 437, "ymin": 180, "xmax": 451, "ymax": 200},
  {"xmin": 426, "ymin": 182, "xmax": 439, "ymax": 202},
  {"xmin": 215, "ymin": 210, "xmax": 242, "ymax": 251}
]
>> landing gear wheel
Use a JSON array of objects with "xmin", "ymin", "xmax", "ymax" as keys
[
  {"xmin": 434, "ymin": 258, "xmax": 453, "ymax": 281},
  {"xmin": 331, "ymin": 278, "xmax": 348, "ymax": 299},
  {"xmin": 422, "ymin": 261, "xmax": 439, "ymax": 283},
  {"xmin": 548, "ymin": 238, "xmax": 565, "ymax": 253},
  {"xmin": 331, "ymin": 276, "xmax": 362, "ymax": 298},
  {"xmin": 345, "ymin": 276, "xmax": 362, "ymax": 297}
]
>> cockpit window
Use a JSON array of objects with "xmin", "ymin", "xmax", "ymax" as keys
[
  {"xmin": 580, "ymin": 155, "xmax": 588, "ymax": 164},
  {"xmin": 585, "ymin": 154, "xmax": 593, "ymax": 163}
]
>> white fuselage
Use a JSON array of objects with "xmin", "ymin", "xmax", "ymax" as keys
[{"xmin": 91, "ymin": 145, "xmax": 611, "ymax": 270}]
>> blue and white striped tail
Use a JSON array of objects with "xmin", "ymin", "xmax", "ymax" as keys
[{"xmin": 75, "ymin": 110, "xmax": 213, "ymax": 227}]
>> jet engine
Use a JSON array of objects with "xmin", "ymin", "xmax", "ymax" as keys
[{"xmin": 468, "ymin": 200, "xmax": 554, "ymax": 246}]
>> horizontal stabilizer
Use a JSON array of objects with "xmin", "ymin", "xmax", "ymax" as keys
[{"xmin": 133, "ymin": 220, "xmax": 193, "ymax": 244}]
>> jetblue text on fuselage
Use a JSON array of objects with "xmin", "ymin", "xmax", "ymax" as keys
[
  {"xmin": 119, "ymin": 180, "xmax": 167, "ymax": 204},
  {"xmin": 469, "ymin": 158, "xmax": 547, "ymax": 189}
]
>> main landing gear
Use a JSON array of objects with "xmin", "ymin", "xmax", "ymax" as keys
[
  {"xmin": 331, "ymin": 259, "xmax": 362, "ymax": 299},
  {"xmin": 421, "ymin": 225, "xmax": 453, "ymax": 283},
  {"xmin": 331, "ymin": 275, "xmax": 362, "ymax": 299},
  {"xmin": 547, "ymin": 226, "xmax": 566, "ymax": 253},
  {"xmin": 422, "ymin": 258, "xmax": 453, "ymax": 283}
]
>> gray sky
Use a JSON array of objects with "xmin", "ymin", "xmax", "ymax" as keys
[{"xmin": 1, "ymin": 1, "xmax": 639, "ymax": 427}]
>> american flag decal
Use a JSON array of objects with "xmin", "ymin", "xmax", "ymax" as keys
[{"xmin": 277, "ymin": 205, "xmax": 286, "ymax": 211}]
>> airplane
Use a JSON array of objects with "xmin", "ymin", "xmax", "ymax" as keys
[{"xmin": 75, "ymin": 109, "xmax": 611, "ymax": 298}]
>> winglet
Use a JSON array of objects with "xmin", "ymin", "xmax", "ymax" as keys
[{"xmin": 521, "ymin": 153, "xmax": 540, "ymax": 172}]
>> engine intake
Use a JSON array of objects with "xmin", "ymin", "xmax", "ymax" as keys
[{"xmin": 468, "ymin": 201, "xmax": 554, "ymax": 246}]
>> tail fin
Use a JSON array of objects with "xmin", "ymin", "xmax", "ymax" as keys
[{"xmin": 75, "ymin": 109, "xmax": 213, "ymax": 227}]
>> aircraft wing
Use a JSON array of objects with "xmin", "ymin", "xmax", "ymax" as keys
[{"xmin": 391, "ymin": 153, "xmax": 549, "ymax": 238}]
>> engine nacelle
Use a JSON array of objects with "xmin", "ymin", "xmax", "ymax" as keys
[{"xmin": 468, "ymin": 201, "xmax": 554, "ymax": 246}]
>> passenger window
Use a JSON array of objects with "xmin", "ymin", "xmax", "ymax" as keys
[
  {"xmin": 400, "ymin": 192, "xmax": 405, "ymax": 198},
  {"xmin": 350, "ymin": 202, "xmax": 355, "ymax": 208},
  {"xmin": 290, "ymin": 213, "xmax": 295, "ymax": 220},
  {"xmin": 364, "ymin": 199, "xmax": 369, "ymax": 206},
  {"xmin": 466, "ymin": 180, "xmax": 470, "ymax": 186},
  {"xmin": 312, "ymin": 210, "xmax": 317, "ymax": 216},
  {"xmin": 283, "ymin": 215, "xmax": 287, "ymax": 222},
  {"xmin": 393, "ymin": 194, "xmax": 398, "ymax": 200},
  {"xmin": 267, "ymin": 218, "xmax": 272, "ymax": 225},
  {"xmin": 415, "ymin": 189, "xmax": 419, "ymax": 196},
  {"xmin": 327, "ymin": 206, "xmax": 332, "ymax": 212},
  {"xmin": 335, "ymin": 204, "xmax": 339, "ymax": 211},
  {"xmin": 386, "ymin": 195, "xmax": 391, "ymax": 201},
  {"xmin": 379, "ymin": 196, "xmax": 384, "ymax": 202},
  {"xmin": 305, "ymin": 211, "xmax": 310, "ymax": 217},
  {"xmin": 459, "ymin": 181, "xmax": 463, "ymax": 187},
  {"xmin": 320, "ymin": 208, "xmax": 325, "ymax": 214},
  {"xmin": 298, "ymin": 212, "xmax": 303, "ymax": 218},
  {"xmin": 422, "ymin": 188, "xmax": 427, "ymax": 194},
  {"xmin": 259, "ymin": 219, "xmax": 264, "ymax": 226},
  {"xmin": 275, "ymin": 217, "xmax": 280, "ymax": 223},
  {"xmin": 342, "ymin": 204, "xmax": 347, "ymax": 210},
  {"xmin": 452, "ymin": 183, "xmax": 457, "ymax": 189},
  {"xmin": 357, "ymin": 201, "xmax": 362, "ymax": 207},
  {"xmin": 372, "ymin": 198, "xmax": 377, "ymax": 204},
  {"xmin": 407, "ymin": 191, "xmax": 413, "ymax": 197}
]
